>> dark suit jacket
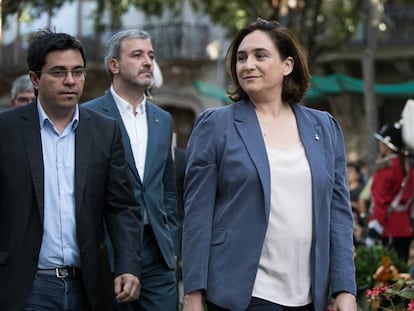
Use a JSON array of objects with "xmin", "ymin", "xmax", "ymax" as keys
[
  {"xmin": 174, "ymin": 147, "xmax": 186, "ymax": 223},
  {"xmin": 0, "ymin": 102, "xmax": 142, "ymax": 311},
  {"xmin": 183, "ymin": 99, "xmax": 356, "ymax": 310},
  {"xmin": 83, "ymin": 92, "xmax": 179, "ymax": 269}
]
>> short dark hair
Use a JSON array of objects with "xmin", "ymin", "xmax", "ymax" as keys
[
  {"xmin": 347, "ymin": 162, "xmax": 361, "ymax": 174},
  {"xmin": 26, "ymin": 29, "xmax": 86, "ymax": 76},
  {"xmin": 225, "ymin": 18, "xmax": 311, "ymax": 104}
]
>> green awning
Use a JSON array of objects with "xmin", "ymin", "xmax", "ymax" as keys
[
  {"xmin": 193, "ymin": 74, "xmax": 414, "ymax": 103},
  {"xmin": 311, "ymin": 73, "xmax": 414, "ymax": 99},
  {"xmin": 193, "ymin": 80, "xmax": 232, "ymax": 104}
]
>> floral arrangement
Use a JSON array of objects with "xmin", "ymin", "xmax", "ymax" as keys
[
  {"xmin": 355, "ymin": 245, "xmax": 407, "ymax": 290},
  {"xmin": 354, "ymin": 245, "xmax": 411, "ymax": 310},
  {"xmin": 365, "ymin": 279, "xmax": 414, "ymax": 310}
]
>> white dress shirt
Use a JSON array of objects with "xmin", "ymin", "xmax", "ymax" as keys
[{"xmin": 110, "ymin": 86, "xmax": 148, "ymax": 182}]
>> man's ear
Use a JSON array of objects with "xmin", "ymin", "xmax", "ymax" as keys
[
  {"xmin": 29, "ymin": 71, "xmax": 39, "ymax": 90},
  {"xmin": 108, "ymin": 58, "xmax": 119, "ymax": 75}
]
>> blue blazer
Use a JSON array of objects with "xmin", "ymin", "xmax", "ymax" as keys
[
  {"xmin": 83, "ymin": 92, "xmax": 179, "ymax": 269},
  {"xmin": 182, "ymin": 99, "xmax": 356, "ymax": 310}
]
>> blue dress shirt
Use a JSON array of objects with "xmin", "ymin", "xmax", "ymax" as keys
[{"xmin": 37, "ymin": 102, "xmax": 80, "ymax": 269}]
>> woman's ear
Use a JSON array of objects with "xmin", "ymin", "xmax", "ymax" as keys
[{"xmin": 283, "ymin": 56, "xmax": 294, "ymax": 76}]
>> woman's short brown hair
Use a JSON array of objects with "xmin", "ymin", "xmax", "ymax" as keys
[{"xmin": 226, "ymin": 18, "xmax": 311, "ymax": 104}]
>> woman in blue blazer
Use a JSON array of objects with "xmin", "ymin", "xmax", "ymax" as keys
[{"xmin": 182, "ymin": 18, "xmax": 356, "ymax": 311}]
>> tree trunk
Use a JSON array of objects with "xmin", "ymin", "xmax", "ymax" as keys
[
  {"xmin": 47, "ymin": 6, "xmax": 52, "ymax": 29},
  {"xmin": 77, "ymin": 0, "xmax": 83, "ymax": 39},
  {"xmin": 362, "ymin": 0, "xmax": 380, "ymax": 174},
  {"xmin": 12, "ymin": 11, "xmax": 22, "ymax": 66}
]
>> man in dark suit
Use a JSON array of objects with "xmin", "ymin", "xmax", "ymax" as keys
[
  {"xmin": 0, "ymin": 30, "xmax": 142, "ymax": 311},
  {"xmin": 83, "ymin": 29, "xmax": 179, "ymax": 311}
]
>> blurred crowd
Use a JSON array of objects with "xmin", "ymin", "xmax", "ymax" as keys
[{"xmin": 348, "ymin": 121, "xmax": 414, "ymax": 274}]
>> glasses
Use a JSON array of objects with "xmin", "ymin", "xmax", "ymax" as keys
[
  {"xmin": 37, "ymin": 68, "xmax": 88, "ymax": 79},
  {"xmin": 255, "ymin": 18, "xmax": 281, "ymax": 27}
]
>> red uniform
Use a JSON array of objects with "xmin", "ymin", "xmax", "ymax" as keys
[{"xmin": 369, "ymin": 154, "xmax": 414, "ymax": 238}]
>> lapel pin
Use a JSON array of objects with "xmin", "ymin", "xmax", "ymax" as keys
[
  {"xmin": 314, "ymin": 134, "xmax": 320, "ymax": 141},
  {"xmin": 155, "ymin": 118, "xmax": 159, "ymax": 123}
]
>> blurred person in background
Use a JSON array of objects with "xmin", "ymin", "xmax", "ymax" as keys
[
  {"xmin": 10, "ymin": 74, "xmax": 35, "ymax": 107},
  {"xmin": 347, "ymin": 162, "xmax": 366, "ymax": 245},
  {"xmin": 347, "ymin": 162, "xmax": 365, "ymax": 211},
  {"xmin": 368, "ymin": 122, "xmax": 414, "ymax": 262}
]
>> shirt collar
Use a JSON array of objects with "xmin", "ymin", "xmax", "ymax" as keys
[
  {"xmin": 37, "ymin": 99, "xmax": 79, "ymax": 131},
  {"xmin": 110, "ymin": 85, "xmax": 146, "ymax": 115}
]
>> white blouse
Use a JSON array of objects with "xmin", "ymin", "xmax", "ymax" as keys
[{"xmin": 252, "ymin": 143, "xmax": 313, "ymax": 306}]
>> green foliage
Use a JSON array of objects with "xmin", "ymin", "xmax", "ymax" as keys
[
  {"xmin": 31, "ymin": 0, "xmax": 70, "ymax": 18},
  {"xmin": 188, "ymin": 0, "xmax": 276, "ymax": 38},
  {"xmin": 355, "ymin": 245, "xmax": 408, "ymax": 290},
  {"xmin": 2, "ymin": 0, "xmax": 31, "ymax": 27},
  {"xmin": 2, "ymin": 0, "xmax": 72, "ymax": 28},
  {"xmin": 366, "ymin": 279, "xmax": 414, "ymax": 310},
  {"xmin": 398, "ymin": 284, "xmax": 414, "ymax": 300},
  {"xmin": 93, "ymin": 0, "xmax": 180, "ymax": 32},
  {"xmin": 124, "ymin": 0, "xmax": 364, "ymax": 68},
  {"xmin": 11, "ymin": 0, "xmax": 66, "ymax": 18},
  {"xmin": 0, "ymin": 0, "xmax": 369, "ymax": 64},
  {"xmin": 94, "ymin": 0, "xmax": 129, "ymax": 32}
]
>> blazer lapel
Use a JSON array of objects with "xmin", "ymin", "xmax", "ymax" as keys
[
  {"xmin": 20, "ymin": 103, "xmax": 45, "ymax": 220},
  {"xmin": 291, "ymin": 103, "xmax": 326, "ymax": 231},
  {"xmin": 74, "ymin": 107, "xmax": 92, "ymax": 213},
  {"xmin": 234, "ymin": 99, "xmax": 271, "ymax": 221},
  {"xmin": 143, "ymin": 102, "xmax": 160, "ymax": 182}
]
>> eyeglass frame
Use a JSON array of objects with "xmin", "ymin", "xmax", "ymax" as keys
[{"xmin": 35, "ymin": 67, "xmax": 88, "ymax": 79}]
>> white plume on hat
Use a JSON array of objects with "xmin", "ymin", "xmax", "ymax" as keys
[
  {"xmin": 152, "ymin": 59, "xmax": 163, "ymax": 88},
  {"xmin": 401, "ymin": 99, "xmax": 414, "ymax": 150}
]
